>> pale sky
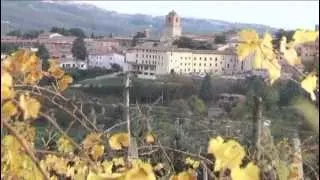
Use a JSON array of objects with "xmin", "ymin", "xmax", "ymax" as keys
[{"xmin": 76, "ymin": 1, "xmax": 319, "ymax": 30}]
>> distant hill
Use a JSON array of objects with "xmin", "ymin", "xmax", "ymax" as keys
[{"xmin": 1, "ymin": 1, "xmax": 278, "ymax": 37}]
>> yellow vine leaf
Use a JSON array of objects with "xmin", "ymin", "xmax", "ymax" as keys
[
  {"xmin": 82, "ymin": 133, "xmax": 102, "ymax": 150},
  {"xmin": 275, "ymin": 160, "xmax": 290, "ymax": 180},
  {"xmin": 48, "ymin": 59, "xmax": 64, "ymax": 79},
  {"xmin": 262, "ymin": 59, "xmax": 281, "ymax": 85},
  {"xmin": 1, "ymin": 57, "xmax": 17, "ymax": 73},
  {"xmin": 169, "ymin": 170, "xmax": 197, "ymax": 180},
  {"xmin": 109, "ymin": 133, "xmax": 129, "ymax": 150},
  {"xmin": 124, "ymin": 160, "xmax": 156, "ymax": 180},
  {"xmin": 292, "ymin": 30, "xmax": 319, "ymax": 45},
  {"xmin": 1, "ymin": 86, "xmax": 15, "ymax": 102},
  {"xmin": 57, "ymin": 136, "xmax": 75, "ymax": 153},
  {"xmin": 57, "ymin": 75, "xmax": 73, "ymax": 92},
  {"xmin": 40, "ymin": 155, "xmax": 68, "ymax": 175},
  {"xmin": 1, "ymin": 71, "xmax": 13, "ymax": 87},
  {"xmin": 237, "ymin": 29, "xmax": 260, "ymax": 61},
  {"xmin": 2, "ymin": 135, "xmax": 43, "ymax": 180},
  {"xmin": 260, "ymin": 33, "xmax": 275, "ymax": 60},
  {"xmin": 145, "ymin": 132, "xmax": 156, "ymax": 144},
  {"xmin": 24, "ymin": 71, "xmax": 43, "ymax": 85},
  {"xmin": 231, "ymin": 162, "xmax": 260, "ymax": 180},
  {"xmin": 87, "ymin": 170, "xmax": 124, "ymax": 180},
  {"xmin": 300, "ymin": 73, "xmax": 318, "ymax": 101},
  {"xmin": 1, "ymin": 101, "xmax": 17, "ymax": 119},
  {"xmin": 113, "ymin": 157, "xmax": 125, "ymax": 167},
  {"xmin": 280, "ymin": 37, "xmax": 301, "ymax": 66},
  {"xmin": 208, "ymin": 136, "xmax": 245, "ymax": 172},
  {"xmin": 1, "ymin": 70, "xmax": 15, "ymax": 102},
  {"xmin": 19, "ymin": 94, "xmax": 41, "ymax": 120},
  {"xmin": 185, "ymin": 157, "xmax": 200, "ymax": 169},
  {"xmin": 21, "ymin": 53, "xmax": 41, "ymax": 74},
  {"xmin": 91, "ymin": 144, "xmax": 105, "ymax": 161},
  {"xmin": 11, "ymin": 121, "xmax": 36, "ymax": 145}
]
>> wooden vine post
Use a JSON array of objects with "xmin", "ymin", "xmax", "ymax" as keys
[{"xmin": 252, "ymin": 96, "xmax": 263, "ymax": 160}]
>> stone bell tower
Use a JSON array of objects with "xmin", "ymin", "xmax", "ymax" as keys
[{"xmin": 161, "ymin": 10, "xmax": 182, "ymax": 41}]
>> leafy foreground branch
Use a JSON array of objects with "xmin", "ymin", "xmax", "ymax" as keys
[{"xmin": 1, "ymin": 28, "xmax": 319, "ymax": 180}]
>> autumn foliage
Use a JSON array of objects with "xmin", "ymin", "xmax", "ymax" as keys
[{"xmin": 1, "ymin": 29, "xmax": 319, "ymax": 180}]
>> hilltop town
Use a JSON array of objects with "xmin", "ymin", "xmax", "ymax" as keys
[{"xmin": 2, "ymin": 10, "xmax": 318, "ymax": 81}]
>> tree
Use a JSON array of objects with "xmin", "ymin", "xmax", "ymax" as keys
[
  {"xmin": 22, "ymin": 30, "xmax": 43, "ymax": 39},
  {"xmin": 1, "ymin": 43, "xmax": 19, "ymax": 54},
  {"xmin": 50, "ymin": 27, "xmax": 70, "ymax": 36},
  {"xmin": 69, "ymin": 28, "xmax": 86, "ymax": 38},
  {"xmin": 173, "ymin": 36, "xmax": 214, "ymax": 50},
  {"xmin": 90, "ymin": 32, "xmax": 95, "ymax": 39},
  {"xmin": 132, "ymin": 32, "xmax": 146, "ymax": 47},
  {"xmin": 110, "ymin": 63, "xmax": 122, "ymax": 72},
  {"xmin": 71, "ymin": 37, "xmax": 87, "ymax": 61},
  {"xmin": 199, "ymin": 74, "xmax": 213, "ymax": 102},
  {"xmin": 6, "ymin": 30, "xmax": 22, "ymax": 37},
  {"xmin": 273, "ymin": 29, "xmax": 295, "ymax": 49},
  {"xmin": 214, "ymin": 34, "xmax": 226, "ymax": 44},
  {"xmin": 36, "ymin": 44, "xmax": 50, "ymax": 70}
]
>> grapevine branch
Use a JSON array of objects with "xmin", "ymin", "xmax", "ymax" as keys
[{"xmin": 2, "ymin": 120, "xmax": 50, "ymax": 180}]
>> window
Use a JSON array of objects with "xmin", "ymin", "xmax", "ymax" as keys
[
  {"xmin": 144, "ymin": 72, "xmax": 148, "ymax": 75},
  {"xmin": 210, "ymin": 57, "xmax": 212, "ymax": 60},
  {"xmin": 215, "ymin": 57, "xmax": 218, "ymax": 61},
  {"xmin": 199, "ymin": 63, "xmax": 201, "ymax": 66},
  {"xmin": 194, "ymin": 63, "xmax": 196, "ymax": 66},
  {"xmin": 181, "ymin": 57, "xmax": 183, "ymax": 59},
  {"xmin": 210, "ymin": 63, "xmax": 212, "ymax": 66},
  {"xmin": 194, "ymin": 57, "xmax": 196, "ymax": 60},
  {"xmin": 204, "ymin": 63, "xmax": 206, "ymax": 66},
  {"xmin": 204, "ymin": 57, "xmax": 207, "ymax": 61},
  {"xmin": 227, "ymin": 64, "xmax": 229, "ymax": 68},
  {"xmin": 136, "ymin": 54, "xmax": 138, "ymax": 57},
  {"xmin": 215, "ymin": 63, "xmax": 217, "ymax": 67},
  {"xmin": 200, "ymin": 57, "xmax": 202, "ymax": 60}
]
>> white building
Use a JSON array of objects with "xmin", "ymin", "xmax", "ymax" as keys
[
  {"xmin": 125, "ymin": 42, "xmax": 253, "ymax": 79},
  {"xmin": 88, "ymin": 51, "xmax": 125, "ymax": 70},
  {"xmin": 59, "ymin": 59, "xmax": 88, "ymax": 70}
]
